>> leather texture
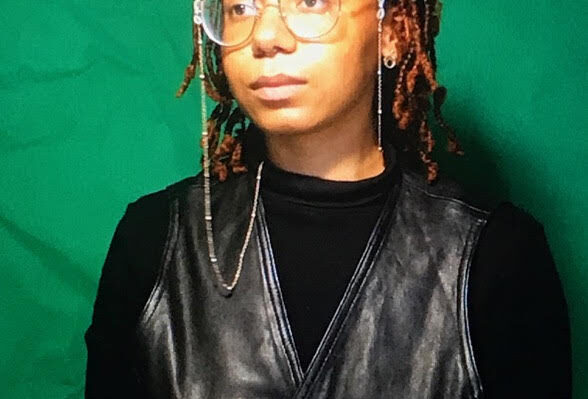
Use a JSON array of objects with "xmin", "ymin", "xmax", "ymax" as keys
[{"xmin": 133, "ymin": 160, "xmax": 490, "ymax": 398}]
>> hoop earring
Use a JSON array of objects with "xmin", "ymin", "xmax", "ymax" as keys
[
  {"xmin": 383, "ymin": 55, "xmax": 396, "ymax": 69},
  {"xmin": 376, "ymin": 0, "xmax": 386, "ymax": 152}
]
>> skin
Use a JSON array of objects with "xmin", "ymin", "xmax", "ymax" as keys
[{"xmin": 222, "ymin": 0, "xmax": 398, "ymax": 181}]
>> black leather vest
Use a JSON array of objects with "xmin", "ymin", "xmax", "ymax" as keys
[{"xmin": 134, "ymin": 161, "xmax": 490, "ymax": 398}]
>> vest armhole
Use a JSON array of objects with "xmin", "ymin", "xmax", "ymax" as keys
[
  {"xmin": 458, "ymin": 219, "xmax": 487, "ymax": 399},
  {"xmin": 135, "ymin": 189, "xmax": 180, "ymax": 330}
]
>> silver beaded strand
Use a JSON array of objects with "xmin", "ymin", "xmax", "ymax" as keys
[
  {"xmin": 376, "ymin": 0, "xmax": 386, "ymax": 152},
  {"xmin": 194, "ymin": 1, "xmax": 264, "ymax": 294}
]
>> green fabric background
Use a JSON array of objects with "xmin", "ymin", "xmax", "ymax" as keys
[{"xmin": 0, "ymin": 1, "xmax": 586, "ymax": 397}]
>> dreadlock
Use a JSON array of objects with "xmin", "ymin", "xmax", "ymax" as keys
[{"xmin": 176, "ymin": 0, "xmax": 463, "ymax": 184}]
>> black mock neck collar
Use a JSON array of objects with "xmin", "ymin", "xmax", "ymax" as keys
[{"xmin": 260, "ymin": 142, "xmax": 401, "ymax": 208}]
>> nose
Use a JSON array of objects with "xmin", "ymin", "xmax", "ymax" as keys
[{"xmin": 251, "ymin": 2, "xmax": 296, "ymax": 57}]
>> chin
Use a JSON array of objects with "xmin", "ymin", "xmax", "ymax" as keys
[
  {"xmin": 255, "ymin": 120, "xmax": 306, "ymax": 136},
  {"xmin": 249, "ymin": 107, "xmax": 319, "ymax": 136}
]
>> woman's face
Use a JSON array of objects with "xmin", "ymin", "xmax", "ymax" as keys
[{"xmin": 221, "ymin": 0, "xmax": 381, "ymax": 136}]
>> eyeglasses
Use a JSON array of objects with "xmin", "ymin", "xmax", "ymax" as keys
[{"xmin": 194, "ymin": 0, "xmax": 342, "ymax": 47}]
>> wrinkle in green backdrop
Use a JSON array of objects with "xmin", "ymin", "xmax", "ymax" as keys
[{"xmin": 1, "ymin": 1, "xmax": 586, "ymax": 398}]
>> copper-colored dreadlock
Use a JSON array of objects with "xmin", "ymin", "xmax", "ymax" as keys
[
  {"xmin": 175, "ymin": 20, "xmax": 248, "ymax": 182},
  {"xmin": 388, "ymin": 0, "xmax": 464, "ymax": 182},
  {"xmin": 177, "ymin": 0, "xmax": 463, "ymax": 184}
]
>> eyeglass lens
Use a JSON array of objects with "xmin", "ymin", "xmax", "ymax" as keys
[{"xmin": 201, "ymin": 0, "xmax": 341, "ymax": 47}]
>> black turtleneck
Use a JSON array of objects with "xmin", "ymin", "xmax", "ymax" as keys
[
  {"xmin": 85, "ymin": 154, "xmax": 572, "ymax": 398},
  {"xmin": 260, "ymin": 155, "xmax": 399, "ymax": 371}
]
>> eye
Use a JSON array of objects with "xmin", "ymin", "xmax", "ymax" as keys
[
  {"xmin": 231, "ymin": 4, "xmax": 246, "ymax": 16},
  {"xmin": 297, "ymin": 0, "xmax": 328, "ymax": 12},
  {"xmin": 225, "ymin": 2, "xmax": 256, "ymax": 18}
]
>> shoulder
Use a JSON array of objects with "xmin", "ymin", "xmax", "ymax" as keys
[
  {"xmin": 397, "ymin": 163, "xmax": 544, "ymax": 236},
  {"xmin": 484, "ymin": 201, "xmax": 544, "ymax": 234},
  {"xmin": 469, "ymin": 200, "xmax": 560, "ymax": 313},
  {"xmin": 395, "ymin": 166, "xmax": 553, "ymax": 256},
  {"xmin": 467, "ymin": 202, "xmax": 572, "ymax": 397},
  {"xmin": 98, "ymin": 175, "xmax": 202, "ymax": 329},
  {"xmin": 398, "ymin": 167, "xmax": 492, "ymax": 222},
  {"xmin": 475, "ymin": 201, "xmax": 548, "ymax": 266},
  {"xmin": 470, "ymin": 200, "xmax": 563, "ymax": 306},
  {"xmin": 123, "ymin": 174, "xmax": 201, "ymax": 225},
  {"xmin": 124, "ymin": 169, "xmax": 256, "ymax": 233},
  {"xmin": 117, "ymin": 175, "xmax": 201, "ymax": 276},
  {"xmin": 124, "ymin": 188, "xmax": 170, "ymax": 230}
]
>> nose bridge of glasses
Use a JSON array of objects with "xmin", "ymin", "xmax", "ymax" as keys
[
  {"xmin": 254, "ymin": 0, "xmax": 281, "ymax": 11},
  {"xmin": 253, "ymin": 0, "xmax": 284, "ymax": 20},
  {"xmin": 252, "ymin": 0, "xmax": 291, "ymax": 38}
]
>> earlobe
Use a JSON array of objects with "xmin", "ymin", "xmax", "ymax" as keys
[
  {"xmin": 380, "ymin": 13, "xmax": 398, "ymax": 61},
  {"xmin": 381, "ymin": 36, "xmax": 398, "ymax": 63}
]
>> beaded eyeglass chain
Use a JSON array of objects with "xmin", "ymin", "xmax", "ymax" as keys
[{"xmin": 194, "ymin": 4, "xmax": 264, "ymax": 295}]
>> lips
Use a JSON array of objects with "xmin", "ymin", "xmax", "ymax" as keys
[
  {"xmin": 250, "ymin": 74, "xmax": 307, "ymax": 90},
  {"xmin": 250, "ymin": 74, "xmax": 307, "ymax": 102}
]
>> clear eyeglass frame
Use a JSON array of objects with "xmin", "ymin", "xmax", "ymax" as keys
[{"xmin": 194, "ymin": 0, "xmax": 342, "ymax": 47}]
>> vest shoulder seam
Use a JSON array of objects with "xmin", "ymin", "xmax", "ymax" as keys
[{"xmin": 400, "ymin": 171, "xmax": 491, "ymax": 219}]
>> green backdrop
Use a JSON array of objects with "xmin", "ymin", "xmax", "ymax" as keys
[{"xmin": 1, "ymin": 1, "xmax": 586, "ymax": 397}]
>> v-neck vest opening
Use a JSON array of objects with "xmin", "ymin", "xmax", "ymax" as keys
[{"xmin": 255, "ymin": 171, "xmax": 403, "ymax": 393}]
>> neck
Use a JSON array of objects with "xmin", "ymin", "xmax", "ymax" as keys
[{"xmin": 263, "ymin": 106, "xmax": 385, "ymax": 182}]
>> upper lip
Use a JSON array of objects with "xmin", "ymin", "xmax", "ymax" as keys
[{"xmin": 250, "ymin": 74, "xmax": 307, "ymax": 89}]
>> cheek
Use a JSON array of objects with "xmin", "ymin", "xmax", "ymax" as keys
[
  {"xmin": 221, "ymin": 53, "xmax": 243, "ymax": 99},
  {"xmin": 315, "ymin": 37, "xmax": 378, "ymax": 106},
  {"xmin": 316, "ymin": 21, "xmax": 378, "ymax": 98}
]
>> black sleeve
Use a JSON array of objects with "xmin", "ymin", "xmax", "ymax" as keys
[
  {"xmin": 468, "ymin": 202, "xmax": 572, "ymax": 398},
  {"xmin": 84, "ymin": 191, "xmax": 169, "ymax": 398}
]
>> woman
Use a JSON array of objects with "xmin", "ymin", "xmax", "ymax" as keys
[{"xmin": 85, "ymin": 0, "xmax": 572, "ymax": 397}]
